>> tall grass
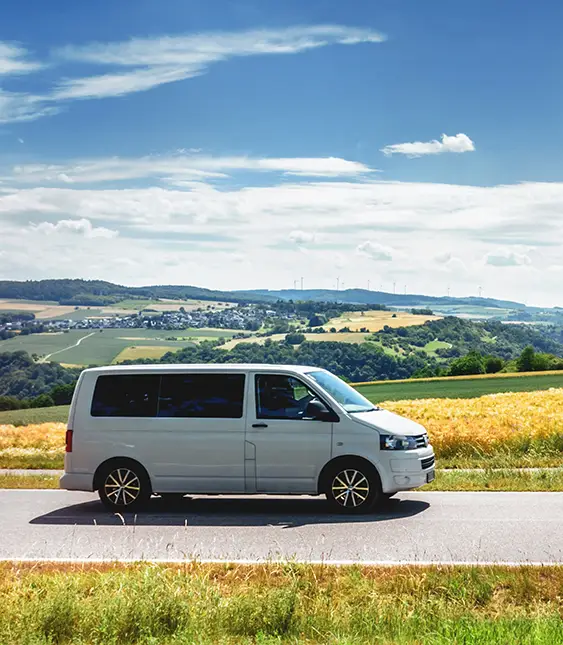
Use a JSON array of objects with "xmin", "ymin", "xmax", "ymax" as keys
[{"xmin": 0, "ymin": 563, "xmax": 562, "ymax": 643}]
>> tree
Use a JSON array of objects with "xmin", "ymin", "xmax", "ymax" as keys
[
  {"xmin": 29, "ymin": 394, "xmax": 55, "ymax": 408},
  {"xmin": 518, "ymin": 346, "xmax": 536, "ymax": 372},
  {"xmin": 485, "ymin": 356, "xmax": 504, "ymax": 374},
  {"xmin": 308, "ymin": 314, "xmax": 326, "ymax": 327},
  {"xmin": 50, "ymin": 383, "xmax": 76, "ymax": 405},
  {"xmin": 449, "ymin": 351, "xmax": 486, "ymax": 376},
  {"xmin": 285, "ymin": 332, "xmax": 306, "ymax": 345}
]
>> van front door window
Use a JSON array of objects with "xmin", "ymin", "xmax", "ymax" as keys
[{"xmin": 255, "ymin": 374, "xmax": 315, "ymax": 420}]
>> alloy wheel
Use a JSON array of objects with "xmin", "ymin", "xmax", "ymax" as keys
[
  {"xmin": 331, "ymin": 469, "xmax": 370, "ymax": 508},
  {"xmin": 103, "ymin": 468, "xmax": 141, "ymax": 507}
]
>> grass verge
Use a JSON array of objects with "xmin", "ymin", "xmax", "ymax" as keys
[
  {"xmin": 0, "ymin": 473, "xmax": 59, "ymax": 489},
  {"xmin": 426, "ymin": 468, "xmax": 563, "ymax": 491},
  {"xmin": 1, "ymin": 562, "xmax": 563, "ymax": 644}
]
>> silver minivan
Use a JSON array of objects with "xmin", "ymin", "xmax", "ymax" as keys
[{"xmin": 60, "ymin": 363, "xmax": 435, "ymax": 513}]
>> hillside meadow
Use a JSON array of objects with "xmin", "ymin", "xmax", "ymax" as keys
[{"xmin": 0, "ymin": 328, "xmax": 237, "ymax": 366}]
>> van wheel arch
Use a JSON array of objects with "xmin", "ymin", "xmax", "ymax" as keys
[
  {"xmin": 93, "ymin": 457, "xmax": 152, "ymax": 493},
  {"xmin": 318, "ymin": 455, "xmax": 382, "ymax": 495}
]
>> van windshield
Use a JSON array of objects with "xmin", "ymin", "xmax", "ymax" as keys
[{"xmin": 306, "ymin": 371, "xmax": 378, "ymax": 413}]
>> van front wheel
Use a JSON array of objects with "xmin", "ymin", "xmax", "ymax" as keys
[
  {"xmin": 98, "ymin": 461, "xmax": 151, "ymax": 512},
  {"xmin": 325, "ymin": 461, "xmax": 382, "ymax": 514}
]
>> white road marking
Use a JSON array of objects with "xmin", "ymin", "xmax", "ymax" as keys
[{"xmin": 0, "ymin": 557, "xmax": 561, "ymax": 567}]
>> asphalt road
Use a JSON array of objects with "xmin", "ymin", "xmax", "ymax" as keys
[{"xmin": 1, "ymin": 490, "xmax": 562, "ymax": 564}]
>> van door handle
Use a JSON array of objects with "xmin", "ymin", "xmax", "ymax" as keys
[{"xmin": 252, "ymin": 423, "xmax": 268, "ymax": 428}]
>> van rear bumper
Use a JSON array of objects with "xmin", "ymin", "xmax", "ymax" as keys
[{"xmin": 59, "ymin": 472, "xmax": 94, "ymax": 492}]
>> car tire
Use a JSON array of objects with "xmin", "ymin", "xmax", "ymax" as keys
[
  {"xmin": 98, "ymin": 461, "xmax": 151, "ymax": 512},
  {"xmin": 324, "ymin": 460, "xmax": 383, "ymax": 514}
]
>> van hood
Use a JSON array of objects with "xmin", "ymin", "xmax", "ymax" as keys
[{"xmin": 351, "ymin": 408, "xmax": 426, "ymax": 436}]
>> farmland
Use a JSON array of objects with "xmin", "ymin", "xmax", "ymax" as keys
[
  {"xmin": 356, "ymin": 370, "xmax": 563, "ymax": 401},
  {"xmin": 0, "ymin": 328, "xmax": 237, "ymax": 366},
  {"xmin": 0, "ymin": 297, "xmax": 234, "ymax": 321},
  {"xmin": 222, "ymin": 331, "xmax": 371, "ymax": 350},
  {"xmin": 323, "ymin": 309, "xmax": 440, "ymax": 332}
]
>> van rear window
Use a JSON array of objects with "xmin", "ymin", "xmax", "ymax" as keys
[
  {"xmin": 91, "ymin": 375, "xmax": 159, "ymax": 417},
  {"xmin": 90, "ymin": 373, "xmax": 245, "ymax": 418}
]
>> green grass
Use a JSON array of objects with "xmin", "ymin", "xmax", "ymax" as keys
[
  {"xmin": 0, "ymin": 405, "xmax": 69, "ymax": 426},
  {"xmin": 0, "ymin": 563, "xmax": 562, "ymax": 644},
  {"xmin": 426, "ymin": 468, "xmax": 563, "ymax": 491},
  {"xmin": 423, "ymin": 339, "xmax": 452, "ymax": 354},
  {"xmin": 0, "ymin": 473, "xmax": 59, "ymax": 488},
  {"xmin": 0, "ymin": 328, "xmax": 237, "ymax": 366},
  {"xmin": 356, "ymin": 372, "xmax": 563, "ymax": 402}
]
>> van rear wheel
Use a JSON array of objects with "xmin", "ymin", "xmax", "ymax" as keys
[
  {"xmin": 324, "ymin": 460, "xmax": 382, "ymax": 514},
  {"xmin": 98, "ymin": 461, "xmax": 151, "ymax": 512}
]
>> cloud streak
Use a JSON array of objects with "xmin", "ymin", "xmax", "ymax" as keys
[
  {"xmin": 8, "ymin": 154, "xmax": 374, "ymax": 184},
  {"xmin": 0, "ymin": 42, "xmax": 43, "ymax": 76},
  {"xmin": 52, "ymin": 25, "xmax": 386, "ymax": 101},
  {"xmin": 381, "ymin": 133, "xmax": 475, "ymax": 157},
  {"xmin": 0, "ymin": 26, "xmax": 385, "ymax": 122}
]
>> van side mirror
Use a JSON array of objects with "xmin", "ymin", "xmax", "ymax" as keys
[{"xmin": 304, "ymin": 400, "xmax": 338, "ymax": 422}]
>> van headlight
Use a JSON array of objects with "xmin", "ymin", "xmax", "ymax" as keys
[{"xmin": 380, "ymin": 434, "xmax": 418, "ymax": 450}]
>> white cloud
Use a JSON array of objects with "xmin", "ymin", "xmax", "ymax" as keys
[
  {"xmin": 6, "ymin": 155, "xmax": 563, "ymax": 304},
  {"xmin": 381, "ymin": 133, "xmax": 475, "ymax": 157},
  {"xmin": 31, "ymin": 218, "xmax": 118, "ymax": 238},
  {"xmin": 289, "ymin": 230, "xmax": 316, "ymax": 245},
  {"xmin": 485, "ymin": 248, "xmax": 532, "ymax": 267},
  {"xmin": 53, "ymin": 25, "xmax": 385, "ymax": 100},
  {"xmin": 357, "ymin": 240, "xmax": 393, "ymax": 261},
  {"xmin": 0, "ymin": 42, "xmax": 43, "ymax": 75},
  {"xmin": 8, "ymin": 154, "xmax": 373, "ymax": 184}
]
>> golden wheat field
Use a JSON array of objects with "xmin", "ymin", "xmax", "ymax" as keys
[
  {"xmin": 0, "ymin": 423, "xmax": 65, "ymax": 469},
  {"xmin": 383, "ymin": 388, "xmax": 563, "ymax": 466},
  {"xmin": 1, "ymin": 388, "xmax": 563, "ymax": 469}
]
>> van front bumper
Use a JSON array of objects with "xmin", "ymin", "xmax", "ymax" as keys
[
  {"xmin": 379, "ymin": 447, "xmax": 435, "ymax": 494},
  {"xmin": 59, "ymin": 472, "xmax": 94, "ymax": 492}
]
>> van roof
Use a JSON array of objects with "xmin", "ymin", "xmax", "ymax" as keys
[{"xmin": 81, "ymin": 363, "xmax": 326, "ymax": 375}]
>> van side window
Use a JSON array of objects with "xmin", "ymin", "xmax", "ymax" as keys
[
  {"xmin": 91, "ymin": 375, "xmax": 159, "ymax": 417},
  {"xmin": 255, "ymin": 374, "xmax": 315, "ymax": 420},
  {"xmin": 158, "ymin": 374, "xmax": 245, "ymax": 418}
]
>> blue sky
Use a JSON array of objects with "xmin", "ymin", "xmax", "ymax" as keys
[{"xmin": 0, "ymin": 0, "xmax": 562, "ymax": 305}]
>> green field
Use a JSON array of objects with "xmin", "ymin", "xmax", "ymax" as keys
[
  {"xmin": 0, "ymin": 405, "xmax": 70, "ymax": 426},
  {"xmin": 356, "ymin": 371, "xmax": 563, "ymax": 402},
  {"xmin": 0, "ymin": 328, "xmax": 237, "ymax": 366}
]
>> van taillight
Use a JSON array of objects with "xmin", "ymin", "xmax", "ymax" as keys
[{"xmin": 65, "ymin": 429, "xmax": 73, "ymax": 453}]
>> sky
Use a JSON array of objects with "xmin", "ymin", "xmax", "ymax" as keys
[{"xmin": 1, "ymin": 0, "xmax": 563, "ymax": 306}]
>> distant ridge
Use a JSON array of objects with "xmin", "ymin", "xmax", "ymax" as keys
[
  {"xmin": 0, "ymin": 278, "xmax": 526, "ymax": 310},
  {"xmin": 241, "ymin": 288, "xmax": 525, "ymax": 310}
]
